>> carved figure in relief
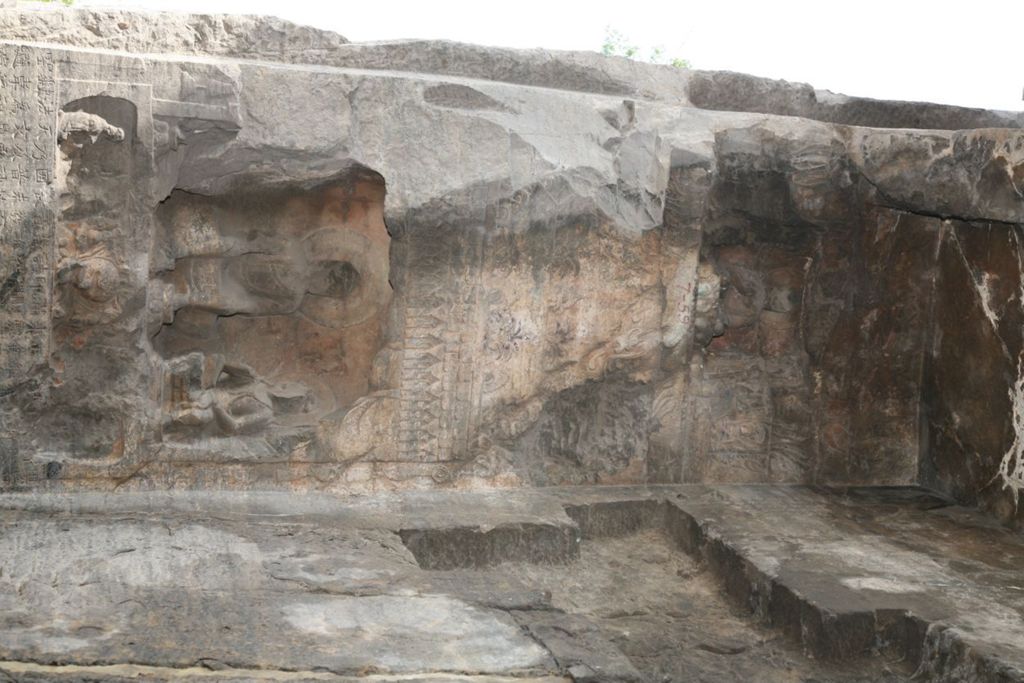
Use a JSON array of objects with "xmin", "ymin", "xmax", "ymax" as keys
[
  {"xmin": 57, "ymin": 110, "xmax": 125, "ymax": 144},
  {"xmin": 52, "ymin": 106, "xmax": 130, "ymax": 327},
  {"xmin": 163, "ymin": 352, "xmax": 312, "ymax": 437}
]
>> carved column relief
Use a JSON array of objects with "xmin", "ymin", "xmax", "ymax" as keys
[{"xmin": 396, "ymin": 227, "xmax": 484, "ymax": 467}]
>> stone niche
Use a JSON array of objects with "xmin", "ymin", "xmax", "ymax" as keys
[
  {"xmin": 46, "ymin": 94, "xmax": 145, "ymax": 461},
  {"xmin": 150, "ymin": 172, "xmax": 391, "ymax": 457}
]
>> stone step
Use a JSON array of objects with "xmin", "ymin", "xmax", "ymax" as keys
[
  {"xmin": 568, "ymin": 486, "xmax": 1024, "ymax": 682},
  {"xmin": 0, "ymin": 660, "xmax": 569, "ymax": 683}
]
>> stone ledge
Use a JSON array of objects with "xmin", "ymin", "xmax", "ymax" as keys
[
  {"xmin": 663, "ymin": 486, "xmax": 1024, "ymax": 682},
  {"xmin": 2, "ymin": 485, "xmax": 1023, "ymax": 681},
  {"xmin": 2, "ymin": 9, "xmax": 1019, "ymax": 130}
]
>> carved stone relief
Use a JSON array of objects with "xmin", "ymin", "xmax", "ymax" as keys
[
  {"xmin": 0, "ymin": 23, "xmax": 1021, "ymax": 517},
  {"xmin": 151, "ymin": 172, "xmax": 391, "ymax": 457}
]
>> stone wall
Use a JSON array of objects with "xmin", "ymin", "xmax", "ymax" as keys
[
  {"xmin": 0, "ymin": 10, "xmax": 1022, "ymax": 515},
  {"xmin": 923, "ymin": 220, "xmax": 1024, "ymax": 528},
  {"xmin": 858, "ymin": 129, "xmax": 1024, "ymax": 528}
]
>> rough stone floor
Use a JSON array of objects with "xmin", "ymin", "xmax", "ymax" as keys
[{"xmin": 0, "ymin": 486, "xmax": 1021, "ymax": 682}]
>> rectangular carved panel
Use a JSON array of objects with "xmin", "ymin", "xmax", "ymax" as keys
[{"xmin": 0, "ymin": 45, "xmax": 56, "ymax": 393}]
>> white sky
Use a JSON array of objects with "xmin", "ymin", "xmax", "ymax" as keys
[{"xmin": 59, "ymin": 0, "xmax": 1024, "ymax": 111}]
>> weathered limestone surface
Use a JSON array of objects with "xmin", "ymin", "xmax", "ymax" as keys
[
  {"xmin": 0, "ymin": 8, "xmax": 1022, "ymax": 532},
  {"xmin": 0, "ymin": 9, "xmax": 353, "ymax": 62},
  {"xmin": 0, "ymin": 485, "xmax": 1021, "ymax": 681},
  {"xmin": 688, "ymin": 71, "xmax": 1024, "ymax": 130}
]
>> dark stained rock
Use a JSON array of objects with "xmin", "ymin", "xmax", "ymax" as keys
[{"xmin": 688, "ymin": 70, "xmax": 1024, "ymax": 130}]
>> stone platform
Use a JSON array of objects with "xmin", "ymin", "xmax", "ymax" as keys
[{"xmin": 0, "ymin": 485, "xmax": 1021, "ymax": 682}]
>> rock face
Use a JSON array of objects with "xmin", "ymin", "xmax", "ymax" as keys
[
  {"xmin": 0, "ymin": 8, "xmax": 1022, "ymax": 527},
  {"xmin": 0, "ymin": 9, "xmax": 352, "ymax": 61}
]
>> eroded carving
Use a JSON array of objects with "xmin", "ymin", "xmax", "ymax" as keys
[{"xmin": 152, "ymin": 171, "xmax": 391, "ymax": 453}]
